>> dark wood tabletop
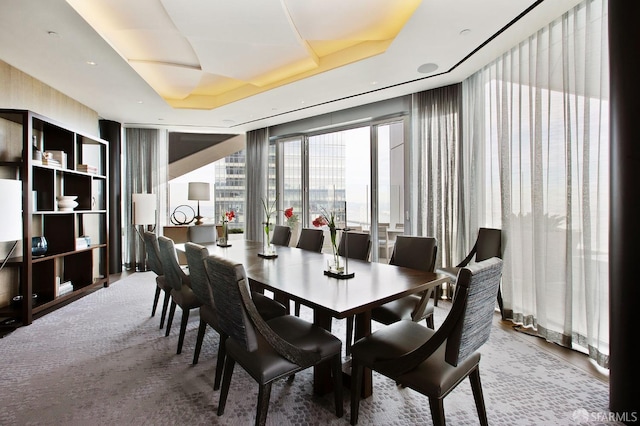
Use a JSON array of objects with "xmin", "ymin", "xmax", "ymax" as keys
[{"xmin": 178, "ymin": 239, "xmax": 448, "ymax": 396}]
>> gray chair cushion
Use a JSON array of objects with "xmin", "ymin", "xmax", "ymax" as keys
[
  {"xmin": 170, "ymin": 285, "xmax": 201, "ymax": 310},
  {"xmin": 371, "ymin": 294, "xmax": 434, "ymax": 325}
]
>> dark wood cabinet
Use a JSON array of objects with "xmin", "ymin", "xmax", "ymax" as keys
[{"xmin": 0, "ymin": 109, "xmax": 109, "ymax": 325}]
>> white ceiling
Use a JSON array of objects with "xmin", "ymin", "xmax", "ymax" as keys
[{"xmin": 0, "ymin": 0, "xmax": 581, "ymax": 135}]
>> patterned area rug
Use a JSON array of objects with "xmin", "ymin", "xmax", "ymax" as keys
[{"xmin": 0, "ymin": 272, "xmax": 616, "ymax": 425}]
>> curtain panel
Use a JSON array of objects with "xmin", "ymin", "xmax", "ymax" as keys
[
  {"xmin": 123, "ymin": 128, "xmax": 168, "ymax": 270},
  {"xmin": 415, "ymin": 84, "xmax": 464, "ymax": 269},
  {"xmin": 245, "ymin": 128, "xmax": 270, "ymax": 241},
  {"xmin": 462, "ymin": 0, "xmax": 609, "ymax": 367}
]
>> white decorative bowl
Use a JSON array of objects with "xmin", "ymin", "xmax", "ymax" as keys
[{"xmin": 56, "ymin": 195, "xmax": 78, "ymax": 211}]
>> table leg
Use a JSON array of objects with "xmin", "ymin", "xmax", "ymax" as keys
[
  {"xmin": 312, "ymin": 309, "xmax": 333, "ymax": 395},
  {"xmin": 353, "ymin": 310, "xmax": 373, "ymax": 398}
]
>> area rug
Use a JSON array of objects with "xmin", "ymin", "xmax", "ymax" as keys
[{"xmin": 0, "ymin": 272, "xmax": 617, "ymax": 425}]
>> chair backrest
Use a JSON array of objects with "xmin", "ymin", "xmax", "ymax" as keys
[
  {"xmin": 143, "ymin": 231, "xmax": 163, "ymax": 276},
  {"xmin": 446, "ymin": 257, "xmax": 503, "ymax": 366},
  {"xmin": 204, "ymin": 254, "xmax": 259, "ymax": 351},
  {"xmin": 338, "ymin": 231, "xmax": 371, "ymax": 261},
  {"xmin": 389, "ymin": 236, "xmax": 437, "ymax": 272},
  {"xmin": 188, "ymin": 224, "xmax": 218, "ymax": 243},
  {"xmin": 271, "ymin": 225, "xmax": 292, "ymax": 246},
  {"xmin": 296, "ymin": 228, "xmax": 324, "ymax": 252},
  {"xmin": 475, "ymin": 228, "xmax": 502, "ymax": 261},
  {"xmin": 184, "ymin": 242, "xmax": 213, "ymax": 306},
  {"xmin": 157, "ymin": 236, "xmax": 187, "ymax": 291}
]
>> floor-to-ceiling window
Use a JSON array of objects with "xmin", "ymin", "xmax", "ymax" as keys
[{"xmin": 274, "ymin": 119, "xmax": 404, "ymax": 262}]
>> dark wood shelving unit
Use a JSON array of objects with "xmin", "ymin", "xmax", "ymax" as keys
[{"xmin": 0, "ymin": 109, "xmax": 109, "ymax": 325}]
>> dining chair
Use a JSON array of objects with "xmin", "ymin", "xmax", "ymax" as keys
[
  {"xmin": 344, "ymin": 236, "xmax": 438, "ymax": 355},
  {"xmin": 435, "ymin": 228, "xmax": 503, "ymax": 317},
  {"xmin": 295, "ymin": 228, "xmax": 324, "ymax": 252},
  {"xmin": 188, "ymin": 224, "xmax": 218, "ymax": 243},
  {"xmin": 270, "ymin": 225, "xmax": 292, "ymax": 246},
  {"xmin": 184, "ymin": 242, "xmax": 226, "ymax": 389},
  {"xmin": 158, "ymin": 236, "xmax": 202, "ymax": 354},
  {"xmin": 376, "ymin": 223, "xmax": 392, "ymax": 260},
  {"xmin": 337, "ymin": 231, "xmax": 371, "ymax": 261},
  {"xmin": 293, "ymin": 228, "xmax": 325, "ymax": 315},
  {"xmin": 350, "ymin": 257, "xmax": 503, "ymax": 425},
  {"xmin": 187, "ymin": 242, "xmax": 288, "ymax": 370},
  {"xmin": 143, "ymin": 231, "xmax": 172, "ymax": 329},
  {"xmin": 204, "ymin": 254, "xmax": 344, "ymax": 426}
]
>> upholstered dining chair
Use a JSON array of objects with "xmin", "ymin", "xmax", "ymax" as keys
[
  {"xmin": 204, "ymin": 254, "xmax": 344, "ymax": 426},
  {"xmin": 143, "ymin": 231, "xmax": 171, "ymax": 329},
  {"xmin": 187, "ymin": 242, "xmax": 288, "ymax": 375},
  {"xmin": 350, "ymin": 257, "xmax": 503, "ymax": 426},
  {"xmin": 157, "ymin": 236, "xmax": 202, "ymax": 354},
  {"xmin": 293, "ymin": 227, "xmax": 325, "ymax": 316},
  {"xmin": 295, "ymin": 228, "xmax": 324, "ymax": 252},
  {"xmin": 344, "ymin": 236, "xmax": 438, "ymax": 355},
  {"xmin": 436, "ymin": 228, "xmax": 503, "ymax": 317},
  {"xmin": 270, "ymin": 225, "xmax": 292, "ymax": 246},
  {"xmin": 338, "ymin": 231, "xmax": 371, "ymax": 261}
]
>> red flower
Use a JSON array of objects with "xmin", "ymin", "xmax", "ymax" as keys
[
  {"xmin": 312, "ymin": 215, "xmax": 328, "ymax": 227},
  {"xmin": 284, "ymin": 207, "xmax": 294, "ymax": 219},
  {"xmin": 224, "ymin": 210, "xmax": 235, "ymax": 222}
]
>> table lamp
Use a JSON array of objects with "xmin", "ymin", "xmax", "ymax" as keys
[
  {"xmin": 0, "ymin": 179, "xmax": 22, "ymax": 272},
  {"xmin": 132, "ymin": 193, "xmax": 156, "ymax": 271},
  {"xmin": 188, "ymin": 182, "xmax": 210, "ymax": 225}
]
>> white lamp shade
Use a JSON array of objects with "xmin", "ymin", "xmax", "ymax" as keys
[
  {"xmin": 0, "ymin": 179, "xmax": 22, "ymax": 242},
  {"xmin": 132, "ymin": 193, "xmax": 157, "ymax": 225},
  {"xmin": 188, "ymin": 182, "xmax": 210, "ymax": 201}
]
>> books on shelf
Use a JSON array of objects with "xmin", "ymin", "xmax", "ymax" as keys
[
  {"xmin": 75, "ymin": 236, "xmax": 91, "ymax": 249},
  {"xmin": 58, "ymin": 281, "xmax": 73, "ymax": 297},
  {"xmin": 47, "ymin": 150, "xmax": 67, "ymax": 167},
  {"xmin": 41, "ymin": 158, "xmax": 61, "ymax": 167},
  {"xmin": 77, "ymin": 163, "xmax": 98, "ymax": 174}
]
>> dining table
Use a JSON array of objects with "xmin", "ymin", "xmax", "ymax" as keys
[{"xmin": 178, "ymin": 239, "xmax": 448, "ymax": 398}]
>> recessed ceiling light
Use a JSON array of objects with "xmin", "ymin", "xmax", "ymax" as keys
[
  {"xmin": 459, "ymin": 29, "xmax": 471, "ymax": 36},
  {"xmin": 47, "ymin": 31, "xmax": 60, "ymax": 38},
  {"xmin": 417, "ymin": 63, "xmax": 438, "ymax": 74},
  {"xmin": 371, "ymin": 81, "xmax": 378, "ymax": 86},
  {"xmin": 86, "ymin": 61, "xmax": 97, "ymax": 66},
  {"xmin": 137, "ymin": 100, "xmax": 143, "ymax": 104}
]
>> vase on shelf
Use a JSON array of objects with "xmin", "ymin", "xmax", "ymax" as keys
[{"xmin": 56, "ymin": 195, "xmax": 78, "ymax": 211}]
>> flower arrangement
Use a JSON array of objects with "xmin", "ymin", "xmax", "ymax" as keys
[
  {"xmin": 284, "ymin": 207, "xmax": 298, "ymax": 227},
  {"xmin": 222, "ymin": 210, "xmax": 235, "ymax": 222},
  {"xmin": 313, "ymin": 208, "xmax": 341, "ymax": 271}
]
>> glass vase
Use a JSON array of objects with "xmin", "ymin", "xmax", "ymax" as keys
[
  {"xmin": 263, "ymin": 222, "xmax": 275, "ymax": 255},
  {"xmin": 328, "ymin": 226, "xmax": 342, "ymax": 273},
  {"xmin": 220, "ymin": 220, "xmax": 228, "ymax": 245}
]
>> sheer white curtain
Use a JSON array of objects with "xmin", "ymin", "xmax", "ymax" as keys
[
  {"xmin": 123, "ymin": 128, "xmax": 168, "ymax": 270},
  {"xmin": 462, "ymin": 0, "xmax": 609, "ymax": 367}
]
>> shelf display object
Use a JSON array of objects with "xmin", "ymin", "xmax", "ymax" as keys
[{"xmin": 0, "ymin": 109, "xmax": 109, "ymax": 326}]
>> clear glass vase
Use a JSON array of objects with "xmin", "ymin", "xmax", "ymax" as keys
[
  {"xmin": 219, "ymin": 220, "xmax": 228, "ymax": 245},
  {"xmin": 263, "ymin": 222, "xmax": 275, "ymax": 255}
]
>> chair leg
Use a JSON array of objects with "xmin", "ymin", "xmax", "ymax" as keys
[
  {"xmin": 425, "ymin": 314, "xmax": 434, "ymax": 329},
  {"xmin": 469, "ymin": 367, "xmax": 488, "ymax": 426},
  {"xmin": 177, "ymin": 307, "xmax": 190, "ymax": 354},
  {"xmin": 433, "ymin": 285, "xmax": 440, "ymax": 307},
  {"xmin": 428, "ymin": 397, "xmax": 445, "ymax": 426},
  {"xmin": 350, "ymin": 359, "xmax": 364, "ymax": 425},
  {"xmin": 331, "ymin": 354, "xmax": 344, "ymax": 418},
  {"xmin": 214, "ymin": 334, "xmax": 227, "ymax": 391},
  {"xmin": 151, "ymin": 286, "xmax": 161, "ymax": 316},
  {"xmin": 255, "ymin": 382, "xmax": 273, "ymax": 426},
  {"xmin": 165, "ymin": 301, "xmax": 176, "ymax": 337},
  {"xmin": 497, "ymin": 287, "xmax": 505, "ymax": 320},
  {"xmin": 218, "ymin": 356, "xmax": 235, "ymax": 416},
  {"xmin": 345, "ymin": 316, "xmax": 354, "ymax": 356},
  {"xmin": 160, "ymin": 291, "xmax": 170, "ymax": 329},
  {"xmin": 192, "ymin": 319, "xmax": 207, "ymax": 365}
]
